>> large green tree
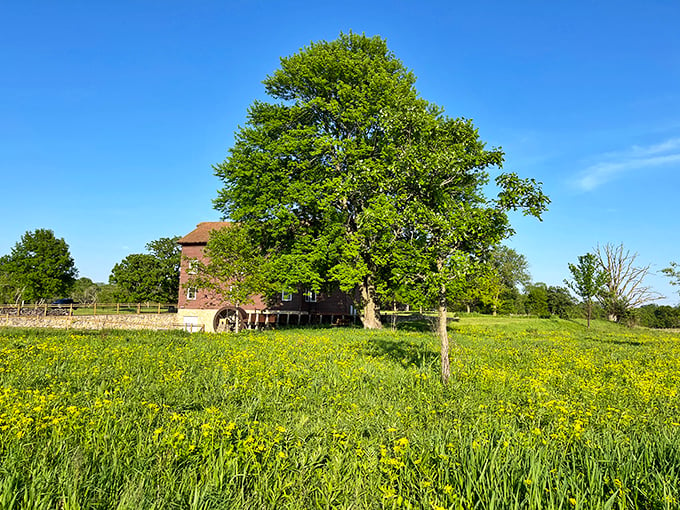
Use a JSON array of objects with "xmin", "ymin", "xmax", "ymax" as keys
[
  {"xmin": 213, "ymin": 33, "xmax": 549, "ymax": 383},
  {"xmin": 214, "ymin": 32, "xmax": 429, "ymax": 329},
  {"xmin": 109, "ymin": 236, "xmax": 180, "ymax": 303},
  {"xmin": 0, "ymin": 229, "xmax": 77, "ymax": 303}
]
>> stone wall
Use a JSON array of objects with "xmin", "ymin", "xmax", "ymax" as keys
[{"xmin": 0, "ymin": 313, "xmax": 179, "ymax": 331}]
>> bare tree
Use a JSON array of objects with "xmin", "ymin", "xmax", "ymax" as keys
[{"xmin": 594, "ymin": 243, "xmax": 663, "ymax": 322}]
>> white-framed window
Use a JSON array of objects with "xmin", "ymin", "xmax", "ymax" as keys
[
  {"xmin": 304, "ymin": 289, "xmax": 317, "ymax": 303},
  {"xmin": 282, "ymin": 290, "xmax": 293, "ymax": 302},
  {"xmin": 187, "ymin": 259, "xmax": 199, "ymax": 275},
  {"xmin": 187, "ymin": 287, "xmax": 197, "ymax": 300}
]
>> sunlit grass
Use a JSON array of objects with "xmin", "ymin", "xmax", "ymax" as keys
[{"xmin": 0, "ymin": 318, "xmax": 679, "ymax": 508}]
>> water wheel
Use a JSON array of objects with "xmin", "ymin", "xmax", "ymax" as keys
[{"xmin": 213, "ymin": 306, "xmax": 247, "ymax": 333}]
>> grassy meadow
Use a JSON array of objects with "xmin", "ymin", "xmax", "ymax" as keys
[{"xmin": 0, "ymin": 318, "xmax": 679, "ymax": 509}]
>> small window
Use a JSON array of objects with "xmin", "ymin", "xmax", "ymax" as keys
[
  {"xmin": 187, "ymin": 287, "xmax": 197, "ymax": 300},
  {"xmin": 282, "ymin": 290, "xmax": 293, "ymax": 302},
  {"xmin": 304, "ymin": 289, "xmax": 317, "ymax": 303},
  {"xmin": 187, "ymin": 259, "xmax": 199, "ymax": 275}
]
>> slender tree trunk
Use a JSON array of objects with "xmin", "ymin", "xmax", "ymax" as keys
[
  {"xmin": 436, "ymin": 258, "xmax": 451, "ymax": 384},
  {"xmin": 438, "ymin": 282, "xmax": 450, "ymax": 384},
  {"xmin": 360, "ymin": 276, "xmax": 382, "ymax": 329},
  {"xmin": 586, "ymin": 299, "xmax": 591, "ymax": 328},
  {"xmin": 466, "ymin": 303, "xmax": 471, "ymax": 314},
  {"xmin": 391, "ymin": 299, "xmax": 397, "ymax": 331}
]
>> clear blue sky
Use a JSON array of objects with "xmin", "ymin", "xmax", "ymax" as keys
[{"xmin": 2, "ymin": 1, "xmax": 679, "ymax": 304}]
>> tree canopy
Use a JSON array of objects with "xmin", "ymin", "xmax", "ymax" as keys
[
  {"xmin": 109, "ymin": 236, "xmax": 181, "ymax": 303},
  {"xmin": 0, "ymin": 229, "xmax": 77, "ymax": 303},
  {"xmin": 565, "ymin": 252, "xmax": 605, "ymax": 327},
  {"xmin": 213, "ymin": 32, "xmax": 549, "ymax": 382},
  {"xmin": 214, "ymin": 32, "xmax": 429, "ymax": 328}
]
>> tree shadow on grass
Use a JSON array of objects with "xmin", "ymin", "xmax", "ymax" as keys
[
  {"xmin": 363, "ymin": 335, "xmax": 439, "ymax": 369},
  {"xmin": 394, "ymin": 318, "xmax": 435, "ymax": 333},
  {"xmin": 584, "ymin": 335, "xmax": 644, "ymax": 347}
]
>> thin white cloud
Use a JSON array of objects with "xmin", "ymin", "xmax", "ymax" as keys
[
  {"xmin": 631, "ymin": 137, "xmax": 680, "ymax": 156},
  {"xmin": 575, "ymin": 138, "xmax": 680, "ymax": 191}
]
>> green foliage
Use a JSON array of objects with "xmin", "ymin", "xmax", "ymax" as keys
[
  {"xmin": 546, "ymin": 285, "xmax": 575, "ymax": 318},
  {"xmin": 213, "ymin": 32, "xmax": 548, "ymax": 334},
  {"xmin": 476, "ymin": 265, "xmax": 504, "ymax": 314},
  {"xmin": 92, "ymin": 282, "xmax": 120, "ymax": 304},
  {"xmin": 565, "ymin": 253, "xmax": 606, "ymax": 327},
  {"xmin": 472, "ymin": 246, "xmax": 531, "ymax": 315},
  {"xmin": 662, "ymin": 262, "xmax": 680, "ymax": 295},
  {"xmin": 0, "ymin": 320, "xmax": 679, "ymax": 508},
  {"xmin": 0, "ymin": 229, "xmax": 77, "ymax": 303},
  {"xmin": 70, "ymin": 277, "xmax": 98, "ymax": 304},
  {"xmin": 146, "ymin": 236, "xmax": 182, "ymax": 301},
  {"xmin": 110, "ymin": 254, "xmax": 164, "ymax": 302},
  {"xmin": 214, "ymin": 32, "xmax": 425, "ymax": 327},
  {"xmin": 491, "ymin": 245, "xmax": 530, "ymax": 290},
  {"xmin": 525, "ymin": 282, "xmax": 550, "ymax": 318},
  {"xmin": 188, "ymin": 224, "xmax": 270, "ymax": 306},
  {"xmin": 109, "ymin": 236, "xmax": 180, "ymax": 303},
  {"xmin": 636, "ymin": 304, "xmax": 680, "ymax": 329}
]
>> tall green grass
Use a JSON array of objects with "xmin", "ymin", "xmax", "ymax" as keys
[{"xmin": 0, "ymin": 319, "xmax": 678, "ymax": 508}]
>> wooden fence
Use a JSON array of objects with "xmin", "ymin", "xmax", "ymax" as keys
[{"xmin": 0, "ymin": 303, "xmax": 177, "ymax": 318}]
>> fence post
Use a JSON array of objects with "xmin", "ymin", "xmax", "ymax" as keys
[
  {"xmin": 116, "ymin": 303, "xmax": 120, "ymax": 314},
  {"xmin": 94, "ymin": 303, "xmax": 97, "ymax": 316},
  {"xmin": 157, "ymin": 303, "xmax": 161, "ymax": 314},
  {"xmin": 137, "ymin": 303, "xmax": 141, "ymax": 314},
  {"xmin": 44, "ymin": 304, "xmax": 48, "ymax": 317},
  {"xmin": 69, "ymin": 303, "xmax": 73, "ymax": 317}
]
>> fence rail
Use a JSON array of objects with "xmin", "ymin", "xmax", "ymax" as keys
[{"xmin": 0, "ymin": 303, "xmax": 177, "ymax": 318}]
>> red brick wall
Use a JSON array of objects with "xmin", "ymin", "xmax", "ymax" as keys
[{"xmin": 178, "ymin": 243, "xmax": 353, "ymax": 315}]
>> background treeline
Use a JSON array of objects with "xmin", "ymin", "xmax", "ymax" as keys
[
  {"xmin": 2, "ymin": 228, "xmax": 679, "ymax": 328},
  {"xmin": 441, "ymin": 284, "xmax": 680, "ymax": 329},
  {"xmin": 0, "ymin": 229, "xmax": 180, "ymax": 305}
]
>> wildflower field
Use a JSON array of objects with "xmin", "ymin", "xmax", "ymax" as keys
[{"xmin": 0, "ymin": 318, "xmax": 679, "ymax": 509}]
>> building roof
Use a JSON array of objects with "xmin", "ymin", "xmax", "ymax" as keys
[{"xmin": 177, "ymin": 222, "xmax": 231, "ymax": 245}]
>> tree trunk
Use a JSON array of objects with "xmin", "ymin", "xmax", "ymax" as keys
[
  {"xmin": 586, "ymin": 299, "xmax": 591, "ymax": 328},
  {"xmin": 360, "ymin": 276, "xmax": 382, "ymax": 329},
  {"xmin": 438, "ymin": 283, "xmax": 450, "ymax": 384},
  {"xmin": 391, "ymin": 299, "xmax": 397, "ymax": 331}
]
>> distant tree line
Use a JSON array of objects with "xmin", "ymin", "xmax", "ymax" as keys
[
  {"xmin": 0, "ymin": 229, "xmax": 180, "ymax": 305},
  {"xmin": 2, "ymin": 229, "xmax": 679, "ymax": 329}
]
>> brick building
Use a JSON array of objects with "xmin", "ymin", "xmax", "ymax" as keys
[{"xmin": 176, "ymin": 222, "xmax": 356, "ymax": 332}]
